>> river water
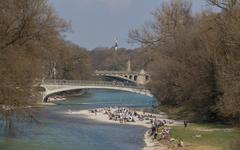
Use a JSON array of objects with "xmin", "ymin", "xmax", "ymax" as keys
[{"xmin": 0, "ymin": 90, "xmax": 157, "ymax": 150}]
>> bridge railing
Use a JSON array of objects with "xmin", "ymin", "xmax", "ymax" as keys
[
  {"xmin": 41, "ymin": 79, "xmax": 146, "ymax": 90},
  {"xmin": 95, "ymin": 70, "xmax": 140, "ymax": 75}
]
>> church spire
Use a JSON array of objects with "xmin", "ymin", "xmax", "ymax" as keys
[{"xmin": 114, "ymin": 37, "xmax": 118, "ymax": 51}]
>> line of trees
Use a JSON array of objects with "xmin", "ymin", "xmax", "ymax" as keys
[
  {"xmin": 129, "ymin": 0, "xmax": 240, "ymax": 124},
  {"xmin": 42, "ymin": 40, "xmax": 92, "ymax": 80},
  {"xmin": 88, "ymin": 47, "xmax": 152, "ymax": 71},
  {"xmin": 0, "ymin": 0, "xmax": 92, "ymax": 130},
  {"xmin": 1, "ymin": 0, "xmax": 239, "ymax": 130}
]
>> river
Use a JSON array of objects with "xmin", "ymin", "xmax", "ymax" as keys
[{"xmin": 0, "ymin": 89, "xmax": 157, "ymax": 150}]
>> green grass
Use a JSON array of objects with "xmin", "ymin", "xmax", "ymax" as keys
[
  {"xmin": 169, "ymin": 125, "xmax": 240, "ymax": 149},
  {"xmin": 157, "ymin": 105, "xmax": 240, "ymax": 149}
]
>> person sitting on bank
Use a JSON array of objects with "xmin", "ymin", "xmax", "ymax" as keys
[{"xmin": 178, "ymin": 139, "xmax": 184, "ymax": 147}]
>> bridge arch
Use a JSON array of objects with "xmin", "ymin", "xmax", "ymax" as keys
[
  {"xmin": 103, "ymin": 75, "xmax": 137, "ymax": 85},
  {"xmin": 95, "ymin": 70, "xmax": 151, "ymax": 85},
  {"xmin": 40, "ymin": 80, "xmax": 153, "ymax": 103}
]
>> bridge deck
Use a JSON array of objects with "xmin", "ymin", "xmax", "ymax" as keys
[
  {"xmin": 40, "ymin": 80, "xmax": 153, "ymax": 102},
  {"xmin": 42, "ymin": 80, "xmax": 145, "ymax": 89}
]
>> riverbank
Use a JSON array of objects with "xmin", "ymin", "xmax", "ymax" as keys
[
  {"xmin": 62, "ymin": 107, "xmax": 240, "ymax": 150},
  {"xmin": 63, "ymin": 108, "xmax": 182, "ymax": 150},
  {"xmin": 143, "ymin": 130, "xmax": 167, "ymax": 150},
  {"xmin": 64, "ymin": 109, "xmax": 182, "ymax": 126}
]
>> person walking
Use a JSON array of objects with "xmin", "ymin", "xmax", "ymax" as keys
[{"xmin": 184, "ymin": 120, "xmax": 188, "ymax": 128}]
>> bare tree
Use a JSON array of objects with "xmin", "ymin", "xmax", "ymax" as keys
[
  {"xmin": 0, "ymin": 0, "xmax": 68, "ymax": 131},
  {"xmin": 129, "ymin": 0, "xmax": 240, "ymax": 122},
  {"xmin": 207, "ymin": 0, "xmax": 239, "ymax": 10},
  {"xmin": 206, "ymin": 0, "xmax": 240, "ymax": 122}
]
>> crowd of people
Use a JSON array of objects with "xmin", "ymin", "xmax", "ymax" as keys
[
  {"xmin": 149, "ymin": 116, "xmax": 184, "ymax": 147},
  {"xmin": 89, "ymin": 107, "xmax": 170, "ymax": 124},
  {"xmin": 150, "ymin": 120, "xmax": 170, "ymax": 140},
  {"xmin": 89, "ymin": 107, "xmax": 184, "ymax": 148}
]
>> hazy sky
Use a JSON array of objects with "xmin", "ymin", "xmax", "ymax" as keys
[{"xmin": 49, "ymin": 0, "xmax": 209, "ymax": 50}]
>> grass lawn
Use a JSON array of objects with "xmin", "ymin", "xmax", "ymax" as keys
[
  {"xmin": 157, "ymin": 106, "xmax": 240, "ymax": 150},
  {"xmin": 166, "ymin": 124, "xmax": 240, "ymax": 150}
]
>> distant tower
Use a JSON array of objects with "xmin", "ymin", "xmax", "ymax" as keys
[
  {"xmin": 51, "ymin": 62, "xmax": 57, "ymax": 80},
  {"xmin": 114, "ymin": 38, "xmax": 118, "ymax": 51},
  {"xmin": 127, "ymin": 59, "xmax": 131, "ymax": 72}
]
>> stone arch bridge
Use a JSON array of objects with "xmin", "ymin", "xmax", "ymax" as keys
[
  {"xmin": 95, "ymin": 70, "xmax": 150, "ymax": 85},
  {"xmin": 40, "ymin": 80, "xmax": 153, "ymax": 102}
]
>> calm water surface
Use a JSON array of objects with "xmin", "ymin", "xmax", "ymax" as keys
[{"xmin": 0, "ymin": 90, "xmax": 156, "ymax": 150}]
